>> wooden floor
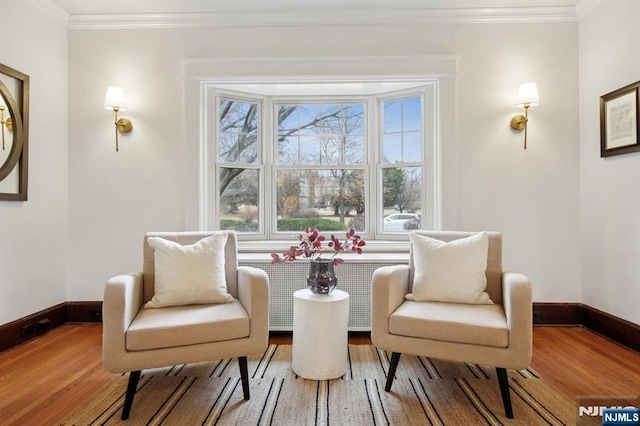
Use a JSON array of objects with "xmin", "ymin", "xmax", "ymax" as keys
[{"xmin": 0, "ymin": 324, "xmax": 639, "ymax": 425}]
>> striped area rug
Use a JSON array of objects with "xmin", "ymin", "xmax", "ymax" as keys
[{"xmin": 62, "ymin": 345, "xmax": 581, "ymax": 425}]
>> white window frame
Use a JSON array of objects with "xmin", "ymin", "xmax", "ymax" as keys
[
  {"xmin": 268, "ymin": 95, "xmax": 370, "ymax": 238},
  {"xmin": 375, "ymin": 85, "xmax": 437, "ymax": 237},
  {"xmin": 205, "ymin": 87, "xmax": 266, "ymax": 239},
  {"xmin": 202, "ymin": 79, "xmax": 439, "ymax": 242}
]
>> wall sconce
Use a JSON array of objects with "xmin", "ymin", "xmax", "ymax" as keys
[
  {"xmin": 0, "ymin": 97, "xmax": 13, "ymax": 151},
  {"xmin": 104, "ymin": 87, "xmax": 133, "ymax": 152},
  {"xmin": 510, "ymin": 82, "xmax": 539, "ymax": 150}
]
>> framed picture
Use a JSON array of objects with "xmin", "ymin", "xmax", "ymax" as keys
[
  {"xmin": 0, "ymin": 63, "xmax": 29, "ymax": 201},
  {"xmin": 600, "ymin": 80, "xmax": 640, "ymax": 157}
]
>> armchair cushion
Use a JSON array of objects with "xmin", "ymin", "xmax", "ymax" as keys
[
  {"xmin": 389, "ymin": 300, "xmax": 508, "ymax": 348},
  {"xmin": 407, "ymin": 231, "xmax": 493, "ymax": 304},
  {"xmin": 145, "ymin": 233, "xmax": 234, "ymax": 308},
  {"xmin": 126, "ymin": 300, "xmax": 250, "ymax": 351}
]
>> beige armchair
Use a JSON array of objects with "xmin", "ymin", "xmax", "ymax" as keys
[
  {"xmin": 102, "ymin": 231, "xmax": 269, "ymax": 420},
  {"xmin": 371, "ymin": 231, "xmax": 532, "ymax": 419}
]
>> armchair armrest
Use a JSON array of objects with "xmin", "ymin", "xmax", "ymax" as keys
[
  {"xmin": 102, "ymin": 272, "xmax": 144, "ymax": 372},
  {"xmin": 237, "ymin": 266, "xmax": 270, "ymax": 343},
  {"xmin": 502, "ymin": 272, "xmax": 533, "ymax": 366},
  {"xmin": 371, "ymin": 264, "xmax": 410, "ymax": 345}
]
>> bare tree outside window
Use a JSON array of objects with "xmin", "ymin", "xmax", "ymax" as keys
[
  {"xmin": 274, "ymin": 103, "xmax": 365, "ymax": 233},
  {"xmin": 218, "ymin": 99, "xmax": 262, "ymax": 232},
  {"xmin": 217, "ymin": 99, "xmax": 367, "ymax": 233}
]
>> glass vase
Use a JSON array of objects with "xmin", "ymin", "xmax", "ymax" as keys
[{"xmin": 307, "ymin": 259, "xmax": 337, "ymax": 294}]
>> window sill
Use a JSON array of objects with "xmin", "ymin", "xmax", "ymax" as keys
[{"xmin": 237, "ymin": 239, "xmax": 410, "ymax": 261}]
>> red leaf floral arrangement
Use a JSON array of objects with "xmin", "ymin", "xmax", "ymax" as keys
[{"xmin": 271, "ymin": 227, "xmax": 366, "ymax": 266}]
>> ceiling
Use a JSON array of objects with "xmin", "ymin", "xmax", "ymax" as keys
[{"xmin": 39, "ymin": 0, "xmax": 601, "ymax": 28}]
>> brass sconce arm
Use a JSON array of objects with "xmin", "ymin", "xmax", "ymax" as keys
[
  {"xmin": 112, "ymin": 108, "xmax": 133, "ymax": 152},
  {"xmin": 510, "ymin": 82, "xmax": 539, "ymax": 150},
  {"xmin": 510, "ymin": 104, "xmax": 531, "ymax": 150}
]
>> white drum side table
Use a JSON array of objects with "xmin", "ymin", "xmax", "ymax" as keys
[{"xmin": 291, "ymin": 288, "xmax": 350, "ymax": 380}]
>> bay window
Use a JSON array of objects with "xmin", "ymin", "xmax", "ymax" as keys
[{"xmin": 204, "ymin": 81, "xmax": 437, "ymax": 241}]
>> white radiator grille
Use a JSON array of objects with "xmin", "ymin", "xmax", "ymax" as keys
[{"xmin": 239, "ymin": 259, "xmax": 408, "ymax": 331}]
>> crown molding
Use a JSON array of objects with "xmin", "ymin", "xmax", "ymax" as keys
[
  {"xmin": 574, "ymin": 0, "xmax": 605, "ymax": 19},
  {"xmin": 182, "ymin": 55, "xmax": 460, "ymax": 80},
  {"xmin": 33, "ymin": 0, "xmax": 69, "ymax": 26},
  {"xmin": 61, "ymin": 6, "xmax": 578, "ymax": 30}
]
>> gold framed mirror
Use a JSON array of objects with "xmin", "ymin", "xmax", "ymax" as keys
[{"xmin": 0, "ymin": 62, "xmax": 29, "ymax": 201}]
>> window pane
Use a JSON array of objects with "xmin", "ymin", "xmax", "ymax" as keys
[
  {"xmin": 277, "ymin": 136, "xmax": 298, "ymax": 165},
  {"xmin": 219, "ymin": 168, "xmax": 259, "ymax": 232},
  {"xmin": 382, "ymin": 166, "xmax": 422, "ymax": 233},
  {"xmin": 320, "ymin": 135, "xmax": 364, "ymax": 165},
  {"xmin": 299, "ymin": 105, "xmax": 320, "ymax": 135},
  {"xmin": 299, "ymin": 135, "xmax": 320, "ymax": 164},
  {"xmin": 238, "ymin": 134, "xmax": 257, "ymax": 163},
  {"xmin": 403, "ymin": 97, "xmax": 422, "ymax": 131},
  {"xmin": 383, "ymin": 100, "xmax": 402, "ymax": 133},
  {"xmin": 278, "ymin": 105, "xmax": 299, "ymax": 133},
  {"xmin": 218, "ymin": 98, "xmax": 259, "ymax": 164},
  {"xmin": 403, "ymin": 131, "xmax": 422, "ymax": 162},
  {"xmin": 381, "ymin": 96, "xmax": 423, "ymax": 164},
  {"xmin": 219, "ymin": 132, "xmax": 238, "ymax": 163},
  {"xmin": 276, "ymin": 169, "xmax": 365, "ymax": 232},
  {"xmin": 382, "ymin": 133, "xmax": 401, "ymax": 163},
  {"xmin": 276, "ymin": 103, "xmax": 364, "ymax": 166},
  {"xmin": 344, "ymin": 136, "xmax": 364, "ymax": 164},
  {"xmin": 320, "ymin": 135, "xmax": 343, "ymax": 164}
]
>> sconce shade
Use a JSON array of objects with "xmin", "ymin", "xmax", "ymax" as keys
[
  {"xmin": 104, "ymin": 87, "xmax": 128, "ymax": 111},
  {"xmin": 515, "ymin": 82, "xmax": 539, "ymax": 107}
]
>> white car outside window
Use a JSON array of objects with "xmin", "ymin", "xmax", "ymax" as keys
[{"xmin": 383, "ymin": 213, "xmax": 419, "ymax": 232}]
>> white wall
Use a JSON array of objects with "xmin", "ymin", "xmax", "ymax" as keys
[
  {"xmin": 66, "ymin": 22, "xmax": 581, "ymax": 304},
  {"xmin": 67, "ymin": 30, "xmax": 185, "ymax": 301},
  {"xmin": 6, "ymin": 2, "xmax": 638, "ymax": 328},
  {"xmin": 0, "ymin": 0, "xmax": 68, "ymax": 324},
  {"xmin": 454, "ymin": 23, "xmax": 580, "ymax": 303},
  {"xmin": 579, "ymin": 0, "xmax": 640, "ymax": 324}
]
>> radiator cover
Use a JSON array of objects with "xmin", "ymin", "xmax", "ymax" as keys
[{"xmin": 238, "ymin": 258, "xmax": 408, "ymax": 331}]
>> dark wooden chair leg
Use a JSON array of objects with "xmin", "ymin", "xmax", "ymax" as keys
[
  {"xmin": 385, "ymin": 352, "xmax": 401, "ymax": 392},
  {"xmin": 238, "ymin": 356, "xmax": 250, "ymax": 400},
  {"xmin": 122, "ymin": 370, "xmax": 141, "ymax": 420},
  {"xmin": 496, "ymin": 367, "xmax": 514, "ymax": 419}
]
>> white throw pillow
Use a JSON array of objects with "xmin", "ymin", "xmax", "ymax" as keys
[
  {"xmin": 406, "ymin": 232, "xmax": 493, "ymax": 304},
  {"xmin": 145, "ymin": 233, "xmax": 233, "ymax": 308}
]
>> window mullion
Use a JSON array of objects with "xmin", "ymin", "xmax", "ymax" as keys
[
  {"xmin": 368, "ymin": 96, "xmax": 378, "ymax": 239},
  {"xmin": 264, "ymin": 96, "xmax": 274, "ymax": 239},
  {"xmin": 205, "ymin": 88, "xmax": 217, "ymax": 231}
]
